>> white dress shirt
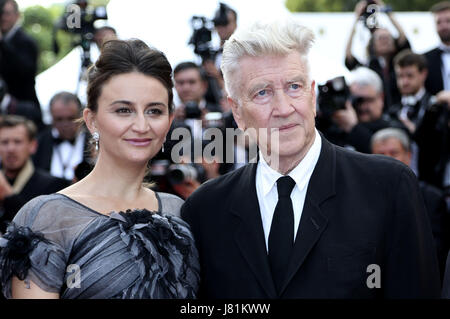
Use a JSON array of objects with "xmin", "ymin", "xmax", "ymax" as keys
[
  {"xmin": 50, "ymin": 128, "xmax": 85, "ymax": 181},
  {"xmin": 439, "ymin": 44, "xmax": 450, "ymax": 91},
  {"xmin": 256, "ymin": 129, "xmax": 322, "ymax": 252}
]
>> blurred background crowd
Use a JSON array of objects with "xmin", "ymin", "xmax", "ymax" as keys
[{"xmin": 0, "ymin": 0, "xmax": 449, "ymax": 281}]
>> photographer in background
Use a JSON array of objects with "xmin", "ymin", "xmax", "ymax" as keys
[
  {"xmin": 389, "ymin": 49, "xmax": 448, "ymax": 186},
  {"xmin": 424, "ymin": 1, "xmax": 450, "ymax": 95},
  {"xmin": 202, "ymin": 3, "xmax": 237, "ymax": 90},
  {"xmin": 189, "ymin": 3, "xmax": 237, "ymax": 109},
  {"xmin": 173, "ymin": 62, "xmax": 222, "ymax": 137},
  {"xmin": 317, "ymin": 67, "xmax": 405, "ymax": 153},
  {"xmin": 371, "ymin": 128, "xmax": 450, "ymax": 283},
  {"xmin": 0, "ymin": 0, "xmax": 41, "ymax": 120},
  {"xmin": 345, "ymin": 0, "xmax": 410, "ymax": 108}
]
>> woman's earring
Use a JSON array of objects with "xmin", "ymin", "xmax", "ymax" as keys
[
  {"xmin": 162, "ymin": 138, "xmax": 166, "ymax": 153},
  {"xmin": 92, "ymin": 132, "xmax": 99, "ymax": 151}
]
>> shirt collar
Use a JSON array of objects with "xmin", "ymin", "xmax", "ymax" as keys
[
  {"xmin": 4, "ymin": 23, "xmax": 20, "ymax": 42},
  {"xmin": 258, "ymin": 129, "xmax": 322, "ymax": 197},
  {"xmin": 439, "ymin": 43, "xmax": 450, "ymax": 53},
  {"xmin": 401, "ymin": 87, "xmax": 426, "ymax": 106}
]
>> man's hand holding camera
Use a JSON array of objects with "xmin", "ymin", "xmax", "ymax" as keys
[
  {"xmin": 332, "ymin": 101, "xmax": 359, "ymax": 133},
  {"xmin": 354, "ymin": 1, "xmax": 369, "ymax": 19}
]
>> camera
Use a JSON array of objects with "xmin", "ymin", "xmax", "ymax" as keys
[
  {"xmin": 189, "ymin": 16, "xmax": 217, "ymax": 62},
  {"xmin": 55, "ymin": 0, "xmax": 108, "ymax": 67},
  {"xmin": 317, "ymin": 76, "xmax": 350, "ymax": 116},
  {"xmin": 189, "ymin": 3, "xmax": 231, "ymax": 61},
  {"xmin": 185, "ymin": 101, "xmax": 203, "ymax": 119},
  {"xmin": 204, "ymin": 112, "xmax": 224, "ymax": 129},
  {"xmin": 167, "ymin": 163, "xmax": 206, "ymax": 185},
  {"xmin": 360, "ymin": 0, "xmax": 377, "ymax": 29}
]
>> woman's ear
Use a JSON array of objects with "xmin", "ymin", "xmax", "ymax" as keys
[{"xmin": 83, "ymin": 108, "xmax": 96, "ymax": 134}]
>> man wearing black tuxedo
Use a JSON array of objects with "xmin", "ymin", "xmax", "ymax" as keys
[
  {"xmin": 181, "ymin": 19, "xmax": 441, "ymax": 298},
  {"xmin": 0, "ymin": 0, "xmax": 40, "ymax": 108},
  {"xmin": 33, "ymin": 92, "xmax": 91, "ymax": 182},
  {"xmin": 424, "ymin": 1, "xmax": 450, "ymax": 95}
]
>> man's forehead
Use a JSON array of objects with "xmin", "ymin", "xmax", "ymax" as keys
[
  {"xmin": 52, "ymin": 101, "xmax": 79, "ymax": 114},
  {"xmin": 395, "ymin": 65, "xmax": 421, "ymax": 73},
  {"xmin": 435, "ymin": 9, "xmax": 450, "ymax": 19},
  {"xmin": 350, "ymin": 83, "xmax": 377, "ymax": 94},
  {"xmin": 175, "ymin": 68, "xmax": 201, "ymax": 79},
  {"xmin": 239, "ymin": 53, "xmax": 307, "ymax": 77},
  {"xmin": 0, "ymin": 125, "xmax": 27, "ymax": 137}
]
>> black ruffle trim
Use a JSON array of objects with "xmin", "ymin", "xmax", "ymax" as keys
[
  {"xmin": 114, "ymin": 209, "xmax": 199, "ymax": 298},
  {"xmin": 0, "ymin": 223, "xmax": 50, "ymax": 289}
]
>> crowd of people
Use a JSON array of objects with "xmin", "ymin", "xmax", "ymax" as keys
[{"xmin": 0, "ymin": 0, "xmax": 448, "ymax": 299}]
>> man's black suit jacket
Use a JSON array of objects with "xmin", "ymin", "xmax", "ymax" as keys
[
  {"xmin": 33, "ymin": 128, "xmax": 90, "ymax": 173},
  {"xmin": 424, "ymin": 48, "xmax": 444, "ymax": 96},
  {"xmin": 181, "ymin": 136, "xmax": 441, "ymax": 298},
  {"xmin": 0, "ymin": 168, "xmax": 70, "ymax": 233},
  {"xmin": 0, "ymin": 27, "xmax": 39, "ymax": 106}
]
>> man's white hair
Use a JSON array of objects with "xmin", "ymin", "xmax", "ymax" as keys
[
  {"xmin": 220, "ymin": 18, "xmax": 315, "ymax": 101},
  {"xmin": 371, "ymin": 128, "xmax": 411, "ymax": 152},
  {"xmin": 349, "ymin": 67, "xmax": 383, "ymax": 94}
]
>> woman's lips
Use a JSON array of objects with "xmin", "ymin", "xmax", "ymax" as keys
[{"xmin": 124, "ymin": 138, "xmax": 152, "ymax": 146}]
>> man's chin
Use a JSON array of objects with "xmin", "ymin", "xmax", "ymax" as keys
[{"xmin": 439, "ymin": 33, "xmax": 450, "ymax": 43}]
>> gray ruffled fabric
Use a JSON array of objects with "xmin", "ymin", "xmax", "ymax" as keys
[
  {"xmin": 0, "ymin": 224, "xmax": 66, "ymax": 298},
  {"xmin": 0, "ymin": 192, "xmax": 200, "ymax": 299}
]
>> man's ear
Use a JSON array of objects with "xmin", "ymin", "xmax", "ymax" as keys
[
  {"xmin": 310, "ymin": 80, "xmax": 317, "ymax": 117},
  {"xmin": 83, "ymin": 108, "xmax": 96, "ymax": 134},
  {"xmin": 29, "ymin": 139, "xmax": 38, "ymax": 155},
  {"xmin": 228, "ymin": 97, "xmax": 245, "ymax": 131},
  {"xmin": 420, "ymin": 69, "xmax": 428, "ymax": 83}
]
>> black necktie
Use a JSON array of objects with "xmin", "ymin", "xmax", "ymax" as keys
[
  {"xmin": 268, "ymin": 175, "xmax": 296, "ymax": 294},
  {"xmin": 53, "ymin": 136, "xmax": 76, "ymax": 145}
]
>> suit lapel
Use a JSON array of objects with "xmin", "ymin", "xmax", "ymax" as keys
[
  {"xmin": 279, "ymin": 135, "xmax": 336, "ymax": 295},
  {"xmin": 230, "ymin": 164, "xmax": 277, "ymax": 298}
]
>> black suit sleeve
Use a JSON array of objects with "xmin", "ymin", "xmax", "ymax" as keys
[
  {"xmin": 345, "ymin": 54, "xmax": 363, "ymax": 71},
  {"xmin": 443, "ymin": 252, "xmax": 450, "ymax": 298},
  {"xmin": 383, "ymin": 167, "xmax": 442, "ymax": 298},
  {"xmin": 346, "ymin": 123, "xmax": 374, "ymax": 153},
  {"xmin": 0, "ymin": 32, "xmax": 37, "ymax": 79},
  {"xmin": 180, "ymin": 197, "xmax": 208, "ymax": 299}
]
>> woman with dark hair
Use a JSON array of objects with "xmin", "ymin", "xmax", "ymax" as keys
[
  {"xmin": 344, "ymin": 0, "xmax": 411, "ymax": 108},
  {"xmin": 0, "ymin": 39, "xmax": 200, "ymax": 299}
]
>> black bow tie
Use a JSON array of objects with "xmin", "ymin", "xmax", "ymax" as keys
[{"xmin": 53, "ymin": 136, "xmax": 76, "ymax": 145}]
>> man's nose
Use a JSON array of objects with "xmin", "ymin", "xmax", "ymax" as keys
[
  {"xmin": 5, "ymin": 142, "xmax": 15, "ymax": 152},
  {"xmin": 273, "ymin": 91, "xmax": 294, "ymax": 116}
]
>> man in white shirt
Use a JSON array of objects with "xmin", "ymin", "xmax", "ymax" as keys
[
  {"xmin": 33, "ymin": 92, "xmax": 89, "ymax": 181},
  {"xmin": 181, "ymin": 18, "xmax": 440, "ymax": 298},
  {"xmin": 391, "ymin": 50, "xmax": 450, "ymax": 191},
  {"xmin": 424, "ymin": 1, "xmax": 450, "ymax": 95}
]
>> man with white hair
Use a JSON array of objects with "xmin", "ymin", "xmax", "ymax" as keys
[
  {"xmin": 181, "ymin": 19, "xmax": 440, "ymax": 298},
  {"xmin": 371, "ymin": 128, "xmax": 449, "ymax": 283},
  {"xmin": 331, "ymin": 66, "xmax": 405, "ymax": 153}
]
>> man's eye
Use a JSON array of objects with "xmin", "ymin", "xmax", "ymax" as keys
[{"xmin": 258, "ymin": 90, "xmax": 266, "ymax": 96}]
